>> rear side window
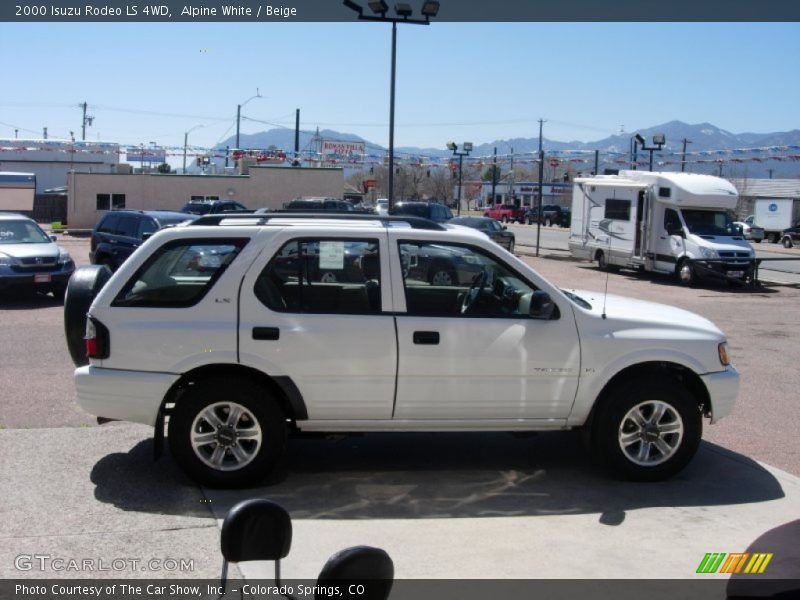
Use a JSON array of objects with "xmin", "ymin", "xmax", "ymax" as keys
[
  {"xmin": 112, "ymin": 238, "xmax": 248, "ymax": 308},
  {"xmin": 254, "ymin": 238, "xmax": 381, "ymax": 314},
  {"xmin": 97, "ymin": 214, "xmax": 118, "ymax": 234}
]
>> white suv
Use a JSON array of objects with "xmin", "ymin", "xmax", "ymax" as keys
[{"xmin": 69, "ymin": 213, "xmax": 739, "ymax": 487}]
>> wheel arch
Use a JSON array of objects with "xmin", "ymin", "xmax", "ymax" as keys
[
  {"xmin": 584, "ymin": 361, "xmax": 710, "ymax": 429},
  {"xmin": 160, "ymin": 363, "xmax": 308, "ymax": 424}
]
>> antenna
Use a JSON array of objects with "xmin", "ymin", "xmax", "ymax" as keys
[{"xmin": 601, "ymin": 231, "xmax": 611, "ymax": 320}]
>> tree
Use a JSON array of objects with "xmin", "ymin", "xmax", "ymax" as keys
[{"xmin": 157, "ymin": 163, "xmax": 172, "ymax": 174}]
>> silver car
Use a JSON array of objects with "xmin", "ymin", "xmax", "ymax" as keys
[
  {"xmin": 734, "ymin": 221, "xmax": 764, "ymax": 243},
  {"xmin": 0, "ymin": 213, "xmax": 75, "ymax": 301}
]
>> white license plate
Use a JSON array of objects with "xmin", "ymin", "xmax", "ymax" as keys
[
  {"xmin": 34, "ymin": 273, "xmax": 52, "ymax": 283},
  {"xmin": 728, "ymin": 271, "xmax": 744, "ymax": 278}
]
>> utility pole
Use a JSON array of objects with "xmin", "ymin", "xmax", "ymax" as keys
[
  {"xmin": 294, "ymin": 109, "xmax": 300, "ymax": 166},
  {"xmin": 768, "ymin": 169, "xmax": 774, "ymax": 179},
  {"xmin": 82, "ymin": 102, "xmax": 87, "ymax": 140},
  {"xmin": 491, "ymin": 147, "xmax": 497, "ymax": 207},
  {"xmin": 594, "ymin": 149, "xmax": 599, "ymax": 175},
  {"xmin": 681, "ymin": 138, "xmax": 692, "ymax": 172},
  {"xmin": 536, "ymin": 118, "xmax": 545, "ymax": 257},
  {"xmin": 43, "ymin": 127, "xmax": 48, "ymax": 140},
  {"xmin": 509, "ymin": 147, "xmax": 514, "ymax": 205}
]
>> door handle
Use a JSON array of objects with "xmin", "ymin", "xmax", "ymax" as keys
[
  {"xmin": 252, "ymin": 327, "xmax": 280, "ymax": 341},
  {"xmin": 413, "ymin": 331, "xmax": 439, "ymax": 345}
]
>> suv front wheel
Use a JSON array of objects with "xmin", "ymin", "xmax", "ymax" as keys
[
  {"xmin": 168, "ymin": 379, "xmax": 286, "ymax": 488},
  {"xmin": 591, "ymin": 376, "xmax": 701, "ymax": 481}
]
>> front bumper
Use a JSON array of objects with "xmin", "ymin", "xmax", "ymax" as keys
[
  {"xmin": 701, "ymin": 366, "xmax": 739, "ymax": 424},
  {"xmin": 75, "ymin": 365, "xmax": 180, "ymax": 426},
  {"xmin": 692, "ymin": 259, "xmax": 755, "ymax": 282},
  {"xmin": 0, "ymin": 262, "xmax": 75, "ymax": 291}
]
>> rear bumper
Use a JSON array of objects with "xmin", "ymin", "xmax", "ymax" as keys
[
  {"xmin": 701, "ymin": 366, "xmax": 739, "ymax": 424},
  {"xmin": 75, "ymin": 365, "xmax": 180, "ymax": 426}
]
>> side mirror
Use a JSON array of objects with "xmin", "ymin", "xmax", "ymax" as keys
[
  {"xmin": 530, "ymin": 290, "xmax": 555, "ymax": 320},
  {"xmin": 502, "ymin": 225, "xmax": 507, "ymax": 230},
  {"xmin": 142, "ymin": 232, "xmax": 153, "ymax": 241},
  {"xmin": 667, "ymin": 226, "xmax": 684, "ymax": 238},
  {"xmin": 50, "ymin": 235, "xmax": 58, "ymax": 242}
]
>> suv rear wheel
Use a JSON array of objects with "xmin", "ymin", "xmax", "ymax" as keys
[
  {"xmin": 591, "ymin": 376, "xmax": 701, "ymax": 481},
  {"xmin": 168, "ymin": 379, "xmax": 286, "ymax": 488}
]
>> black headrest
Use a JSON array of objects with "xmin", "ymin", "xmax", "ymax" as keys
[
  {"xmin": 316, "ymin": 546, "xmax": 394, "ymax": 600},
  {"xmin": 220, "ymin": 499, "xmax": 292, "ymax": 563}
]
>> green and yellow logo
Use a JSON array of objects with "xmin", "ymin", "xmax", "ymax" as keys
[{"xmin": 697, "ymin": 552, "xmax": 773, "ymax": 574}]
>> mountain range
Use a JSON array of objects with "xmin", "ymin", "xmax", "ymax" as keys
[{"xmin": 214, "ymin": 121, "xmax": 800, "ymax": 179}]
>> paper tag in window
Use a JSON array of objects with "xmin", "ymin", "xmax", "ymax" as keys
[{"xmin": 319, "ymin": 241, "xmax": 345, "ymax": 270}]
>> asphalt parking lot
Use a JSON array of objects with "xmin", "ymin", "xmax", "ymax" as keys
[{"xmin": 1, "ymin": 233, "xmax": 799, "ymax": 585}]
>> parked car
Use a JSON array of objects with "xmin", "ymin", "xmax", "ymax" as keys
[
  {"xmin": 780, "ymin": 224, "xmax": 800, "ymax": 248},
  {"xmin": 284, "ymin": 198, "xmax": 354, "ymax": 211},
  {"xmin": 450, "ymin": 216, "xmax": 515, "ymax": 252},
  {"xmin": 90, "ymin": 210, "xmax": 197, "ymax": 271},
  {"xmin": 374, "ymin": 199, "xmax": 389, "ymax": 216},
  {"xmin": 733, "ymin": 221, "xmax": 764, "ymax": 243},
  {"xmin": 0, "ymin": 213, "xmax": 74, "ymax": 301},
  {"xmin": 181, "ymin": 200, "xmax": 248, "ymax": 215},
  {"xmin": 67, "ymin": 212, "xmax": 739, "ymax": 487},
  {"xmin": 483, "ymin": 204, "xmax": 526, "ymax": 223},
  {"xmin": 525, "ymin": 204, "xmax": 571, "ymax": 227},
  {"xmin": 390, "ymin": 201, "xmax": 453, "ymax": 223}
]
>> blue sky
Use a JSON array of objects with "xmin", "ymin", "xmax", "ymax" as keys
[{"xmin": 1, "ymin": 22, "xmax": 798, "ymax": 153}]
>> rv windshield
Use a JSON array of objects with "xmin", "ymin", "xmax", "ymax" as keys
[{"xmin": 680, "ymin": 209, "xmax": 739, "ymax": 237}]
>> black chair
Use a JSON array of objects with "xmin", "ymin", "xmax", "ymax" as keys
[
  {"xmin": 219, "ymin": 499, "xmax": 293, "ymax": 599},
  {"xmin": 316, "ymin": 546, "xmax": 394, "ymax": 600}
]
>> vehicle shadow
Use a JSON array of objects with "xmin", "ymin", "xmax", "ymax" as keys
[
  {"xmin": 91, "ymin": 431, "xmax": 784, "ymax": 524},
  {"xmin": 0, "ymin": 291, "xmax": 62, "ymax": 310},
  {"xmin": 574, "ymin": 264, "xmax": 780, "ymax": 294}
]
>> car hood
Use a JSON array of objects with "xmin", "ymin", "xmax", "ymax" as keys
[
  {"xmin": 0, "ymin": 242, "xmax": 60, "ymax": 259},
  {"xmin": 564, "ymin": 289, "xmax": 724, "ymax": 339}
]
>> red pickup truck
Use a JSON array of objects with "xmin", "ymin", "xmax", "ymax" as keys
[{"xmin": 483, "ymin": 204, "xmax": 526, "ymax": 223}]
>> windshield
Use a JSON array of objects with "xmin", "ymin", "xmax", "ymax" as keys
[
  {"xmin": 680, "ymin": 209, "xmax": 740, "ymax": 236},
  {"xmin": 0, "ymin": 220, "xmax": 51, "ymax": 244}
]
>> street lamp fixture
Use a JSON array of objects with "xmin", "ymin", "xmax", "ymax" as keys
[
  {"xmin": 183, "ymin": 124, "xmax": 204, "ymax": 174},
  {"xmin": 632, "ymin": 133, "xmax": 666, "ymax": 172},
  {"xmin": 342, "ymin": 0, "xmax": 438, "ymax": 211},
  {"xmin": 448, "ymin": 141, "xmax": 472, "ymax": 217},
  {"xmin": 236, "ymin": 88, "xmax": 262, "ymax": 150}
]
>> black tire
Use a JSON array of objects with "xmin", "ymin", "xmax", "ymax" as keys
[
  {"xmin": 508, "ymin": 240, "xmax": 515, "ymax": 254},
  {"xmin": 782, "ymin": 237, "xmax": 793, "ymax": 249},
  {"xmin": 63, "ymin": 264, "xmax": 113, "ymax": 367},
  {"xmin": 527, "ymin": 218, "xmax": 533, "ymax": 225},
  {"xmin": 768, "ymin": 233, "xmax": 779, "ymax": 244},
  {"xmin": 545, "ymin": 217, "xmax": 552, "ymax": 227},
  {"xmin": 675, "ymin": 258, "xmax": 695, "ymax": 286},
  {"xmin": 597, "ymin": 251, "xmax": 609, "ymax": 271},
  {"xmin": 591, "ymin": 376, "xmax": 702, "ymax": 481},
  {"xmin": 168, "ymin": 379, "xmax": 287, "ymax": 488}
]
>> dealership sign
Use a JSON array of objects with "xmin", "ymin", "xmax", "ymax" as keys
[
  {"xmin": 126, "ymin": 147, "xmax": 167, "ymax": 163},
  {"xmin": 322, "ymin": 140, "xmax": 365, "ymax": 163}
]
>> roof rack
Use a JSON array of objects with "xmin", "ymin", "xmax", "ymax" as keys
[{"xmin": 189, "ymin": 211, "xmax": 447, "ymax": 231}]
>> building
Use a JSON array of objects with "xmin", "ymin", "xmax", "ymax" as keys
[
  {"xmin": 728, "ymin": 178, "xmax": 800, "ymax": 217},
  {"xmin": 0, "ymin": 139, "xmax": 120, "ymax": 193},
  {"xmin": 67, "ymin": 165, "xmax": 344, "ymax": 229},
  {"xmin": 456, "ymin": 181, "xmax": 573, "ymax": 209}
]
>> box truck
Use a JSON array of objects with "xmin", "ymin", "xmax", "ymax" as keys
[
  {"xmin": 568, "ymin": 171, "xmax": 755, "ymax": 285},
  {"xmin": 746, "ymin": 198, "xmax": 800, "ymax": 243}
]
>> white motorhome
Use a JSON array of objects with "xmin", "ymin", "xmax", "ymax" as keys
[{"xmin": 568, "ymin": 171, "xmax": 755, "ymax": 285}]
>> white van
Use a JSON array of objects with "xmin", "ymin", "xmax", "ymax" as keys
[{"xmin": 568, "ymin": 171, "xmax": 755, "ymax": 285}]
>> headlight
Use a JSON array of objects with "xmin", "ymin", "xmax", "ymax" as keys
[
  {"xmin": 718, "ymin": 342, "xmax": 730, "ymax": 366},
  {"xmin": 699, "ymin": 247, "xmax": 719, "ymax": 259},
  {"xmin": 58, "ymin": 250, "xmax": 72, "ymax": 265}
]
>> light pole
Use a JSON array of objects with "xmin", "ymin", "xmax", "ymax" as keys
[
  {"xmin": 632, "ymin": 133, "xmax": 665, "ymax": 172},
  {"xmin": 343, "ymin": 1, "xmax": 439, "ymax": 211},
  {"xmin": 183, "ymin": 125, "xmax": 204, "ymax": 174},
  {"xmin": 236, "ymin": 89, "xmax": 262, "ymax": 150},
  {"xmin": 447, "ymin": 141, "xmax": 472, "ymax": 216}
]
